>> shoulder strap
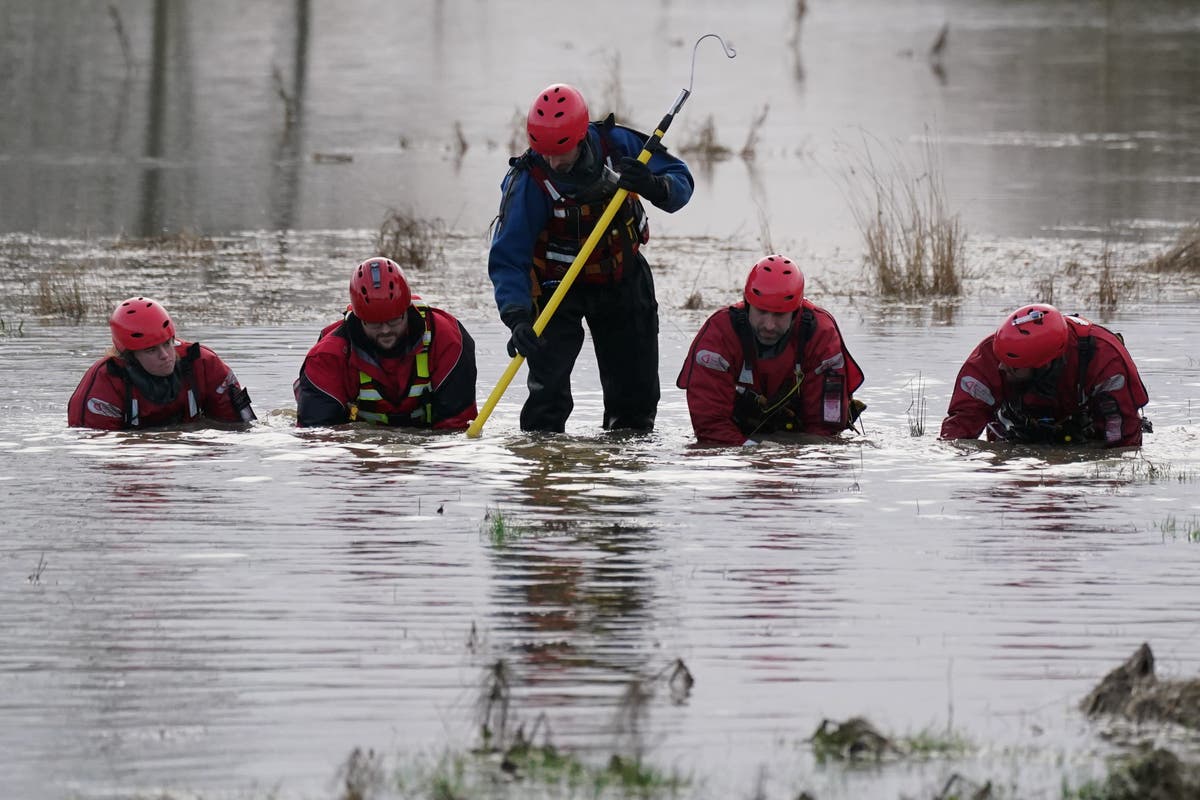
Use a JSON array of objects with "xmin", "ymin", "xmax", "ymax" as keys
[
  {"xmin": 105, "ymin": 357, "xmax": 136, "ymax": 426},
  {"xmin": 795, "ymin": 308, "xmax": 816, "ymax": 354},
  {"xmin": 1075, "ymin": 328, "xmax": 1095, "ymax": 402},
  {"xmin": 496, "ymin": 150, "xmax": 537, "ymax": 227},
  {"xmin": 730, "ymin": 307, "xmax": 757, "ymax": 383},
  {"xmin": 601, "ymin": 116, "xmax": 663, "ymax": 155}
]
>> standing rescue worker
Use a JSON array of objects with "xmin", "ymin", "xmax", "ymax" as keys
[
  {"xmin": 488, "ymin": 83, "xmax": 694, "ymax": 433},
  {"xmin": 294, "ymin": 257, "xmax": 477, "ymax": 429},
  {"xmin": 940, "ymin": 303, "xmax": 1150, "ymax": 446},
  {"xmin": 676, "ymin": 255, "xmax": 865, "ymax": 446},
  {"xmin": 68, "ymin": 297, "xmax": 256, "ymax": 430}
]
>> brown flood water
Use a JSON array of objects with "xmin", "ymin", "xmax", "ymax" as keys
[{"xmin": 3, "ymin": 1, "xmax": 1200, "ymax": 798}]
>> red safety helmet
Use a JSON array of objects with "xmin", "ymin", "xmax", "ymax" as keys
[
  {"xmin": 992, "ymin": 303, "xmax": 1070, "ymax": 369},
  {"xmin": 109, "ymin": 297, "xmax": 175, "ymax": 351},
  {"xmin": 744, "ymin": 255, "xmax": 805, "ymax": 313},
  {"xmin": 350, "ymin": 257, "xmax": 411, "ymax": 323},
  {"xmin": 526, "ymin": 83, "xmax": 589, "ymax": 156}
]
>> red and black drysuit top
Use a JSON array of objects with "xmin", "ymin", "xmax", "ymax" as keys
[
  {"xmin": 293, "ymin": 303, "xmax": 477, "ymax": 430},
  {"xmin": 68, "ymin": 342, "xmax": 250, "ymax": 430},
  {"xmin": 676, "ymin": 300, "xmax": 866, "ymax": 446},
  {"xmin": 940, "ymin": 315, "xmax": 1149, "ymax": 447}
]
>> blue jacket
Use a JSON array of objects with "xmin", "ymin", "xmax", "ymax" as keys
[{"xmin": 487, "ymin": 122, "xmax": 694, "ymax": 316}]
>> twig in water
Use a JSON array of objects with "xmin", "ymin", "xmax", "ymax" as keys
[{"xmin": 28, "ymin": 553, "xmax": 47, "ymax": 584}]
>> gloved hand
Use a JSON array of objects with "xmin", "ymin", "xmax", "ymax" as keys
[
  {"xmin": 500, "ymin": 307, "xmax": 546, "ymax": 365},
  {"xmin": 616, "ymin": 156, "xmax": 669, "ymax": 205}
]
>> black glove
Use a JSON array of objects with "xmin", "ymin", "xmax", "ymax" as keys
[
  {"xmin": 616, "ymin": 156, "xmax": 669, "ymax": 205},
  {"xmin": 500, "ymin": 307, "xmax": 545, "ymax": 364}
]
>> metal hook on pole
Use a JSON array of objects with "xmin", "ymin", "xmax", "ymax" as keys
[
  {"xmin": 688, "ymin": 33, "xmax": 737, "ymax": 95},
  {"xmin": 667, "ymin": 34, "xmax": 738, "ymax": 118}
]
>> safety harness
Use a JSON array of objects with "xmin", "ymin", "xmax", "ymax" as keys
[
  {"xmin": 730, "ymin": 307, "xmax": 817, "ymax": 435},
  {"xmin": 108, "ymin": 343, "xmax": 202, "ymax": 428},
  {"xmin": 994, "ymin": 318, "xmax": 1137, "ymax": 444},
  {"xmin": 501, "ymin": 116, "xmax": 650, "ymax": 291},
  {"xmin": 347, "ymin": 301, "xmax": 435, "ymax": 426}
]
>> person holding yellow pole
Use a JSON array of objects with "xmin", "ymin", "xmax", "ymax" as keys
[{"xmin": 486, "ymin": 83, "xmax": 695, "ymax": 433}]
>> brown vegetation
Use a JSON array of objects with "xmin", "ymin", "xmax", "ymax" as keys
[
  {"xmin": 1081, "ymin": 643, "xmax": 1200, "ymax": 730},
  {"xmin": 842, "ymin": 134, "xmax": 965, "ymax": 300},
  {"xmin": 677, "ymin": 115, "xmax": 733, "ymax": 163},
  {"xmin": 1144, "ymin": 224, "xmax": 1200, "ymax": 273},
  {"xmin": 112, "ymin": 229, "xmax": 216, "ymax": 253},
  {"xmin": 376, "ymin": 208, "xmax": 446, "ymax": 272},
  {"xmin": 36, "ymin": 269, "xmax": 89, "ymax": 321}
]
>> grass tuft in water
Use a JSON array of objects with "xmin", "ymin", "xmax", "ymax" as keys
[
  {"xmin": 1097, "ymin": 249, "xmax": 1118, "ymax": 313},
  {"xmin": 906, "ymin": 371, "xmax": 928, "ymax": 437},
  {"xmin": 36, "ymin": 269, "xmax": 89, "ymax": 321},
  {"xmin": 0, "ymin": 317, "xmax": 25, "ymax": 337},
  {"xmin": 391, "ymin": 745, "xmax": 687, "ymax": 800},
  {"xmin": 1155, "ymin": 513, "xmax": 1200, "ymax": 542},
  {"xmin": 1143, "ymin": 223, "xmax": 1200, "ymax": 274},
  {"xmin": 898, "ymin": 724, "xmax": 974, "ymax": 758},
  {"xmin": 678, "ymin": 115, "xmax": 733, "ymax": 164},
  {"xmin": 482, "ymin": 506, "xmax": 533, "ymax": 546},
  {"xmin": 841, "ymin": 131, "xmax": 965, "ymax": 300},
  {"xmin": 1089, "ymin": 453, "xmax": 1198, "ymax": 485},
  {"xmin": 113, "ymin": 229, "xmax": 216, "ymax": 253},
  {"xmin": 1061, "ymin": 746, "xmax": 1200, "ymax": 800},
  {"xmin": 376, "ymin": 209, "xmax": 447, "ymax": 272},
  {"xmin": 385, "ymin": 656, "xmax": 690, "ymax": 799},
  {"xmin": 810, "ymin": 716, "xmax": 974, "ymax": 764},
  {"xmin": 810, "ymin": 716, "xmax": 899, "ymax": 763},
  {"xmin": 335, "ymin": 746, "xmax": 385, "ymax": 800}
]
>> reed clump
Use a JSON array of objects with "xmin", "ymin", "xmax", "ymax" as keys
[
  {"xmin": 112, "ymin": 229, "xmax": 216, "ymax": 253},
  {"xmin": 1143, "ymin": 224, "xmax": 1200, "ymax": 274},
  {"xmin": 842, "ymin": 134, "xmax": 965, "ymax": 300},
  {"xmin": 36, "ymin": 269, "xmax": 90, "ymax": 321},
  {"xmin": 906, "ymin": 372, "xmax": 928, "ymax": 437},
  {"xmin": 383, "ymin": 658, "xmax": 690, "ymax": 798},
  {"xmin": 678, "ymin": 115, "xmax": 733, "ymax": 162},
  {"xmin": 376, "ymin": 208, "xmax": 446, "ymax": 272}
]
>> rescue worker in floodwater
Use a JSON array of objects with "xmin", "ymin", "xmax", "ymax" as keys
[
  {"xmin": 68, "ymin": 297, "xmax": 256, "ymax": 430},
  {"xmin": 676, "ymin": 255, "xmax": 866, "ymax": 446},
  {"xmin": 487, "ymin": 83, "xmax": 694, "ymax": 433},
  {"xmin": 294, "ymin": 257, "xmax": 477, "ymax": 429},
  {"xmin": 940, "ymin": 303, "xmax": 1150, "ymax": 447}
]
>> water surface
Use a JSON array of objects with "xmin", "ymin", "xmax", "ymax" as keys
[{"xmin": 3, "ymin": 1, "xmax": 1200, "ymax": 798}]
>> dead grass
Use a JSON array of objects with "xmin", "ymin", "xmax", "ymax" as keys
[
  {"xmin": 507, "ymin": 106, "xmax": 525, "ymax": 154},
  {"xmin": 1097, "ymin": 247, "xmax": 1119, "ymax": 313},
  {"xmin": 906, "ymin": 372, "xmax": 928, "ymax": 437},
  {"xmin": 678, "ymin": 115, "xmax": 734, "ymax": 163},
  {"xmin": 840, "ymin": 132, "xmax": 965, "ymax": 300},
  {"xmin": 112, "ymin": 229, "xmax": 216, "ymax": 253},
  {"xmin": 739, "ymin": 104, "xmax": 770, "ymax": 161},
  {"xmin": 36, "ymin": 268, "xmax": 90, "ymax": 321},
  {"xmin": 598, "ymin": 51, "xmax": 631, "ymax": 122},
  {"xmin": 376, "ymin": 208, "xmax": 446, "ymax": 272},
  {"xmin": 1143, "ymin": 223, "xmax": 1200, "ymax": 273}
]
